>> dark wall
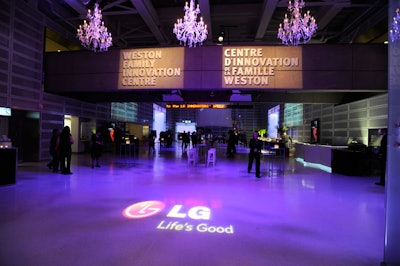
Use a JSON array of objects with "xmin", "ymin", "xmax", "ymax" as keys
[{"xmin": 302, "ymin": 45, "xmax": 388, "ymax": 91}]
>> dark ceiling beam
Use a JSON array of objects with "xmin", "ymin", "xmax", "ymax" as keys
[
  {"xmin": 130, "ymin": 0, "xmax": 170, "ymax": 45},
  {"xmin": 44, "ymin": 17, "xmax": 81, "ymax": 47},
  {"xmin": 103, "ymin": 0, "xmax": 128, "ymax": 10},
  {"xmin": 316, "ymin": 3, "xmax": 347, "ymax": 31},
  {"xmin": 41, "ymin": 0, "xmax": 84, "ymax": 47},
  {"xmin": 337, "ymin": 0, "xmax": 388, "ymax": 43},
  {"xmin": 314, "ymin": 3, "xmax": 346, "ymax": 42},
  {"xmin": 63, "ymin": 0, "xmax": 87, "ymax": 14},
  {"xmin": 255, "ymin": 0, "xmax": 279, "ymax": 41}
]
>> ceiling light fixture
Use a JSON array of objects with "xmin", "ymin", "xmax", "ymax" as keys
[
  {"xmin": 277, "ymin": 0, "xmax": 317, "ymax": 46},
  {"xmin": 173, "ymin": 0, "xmax": 208, "ymax": 48},
  {"xmin": 390, "ymin": 8, "xmax": 400, "ymax": 43},
  {"xmin": 77, "ymin": 3, "xmax": 112, "ymax": 52}
]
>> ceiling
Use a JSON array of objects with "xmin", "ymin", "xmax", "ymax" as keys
[{"xmin": 39, "ymin": 0, "xmax": 389, "ymax": 104}]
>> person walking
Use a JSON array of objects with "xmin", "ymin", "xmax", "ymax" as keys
[
  {"xmin": 248, "ymin": 131, "xmax": 262, "ymax": 178},
  {"xmin": 59, "ymin": 126, "xmax": 74, "ymax": 174}
]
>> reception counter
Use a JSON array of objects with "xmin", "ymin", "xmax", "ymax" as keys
[
  {"xmin": 331, "ymin": 149, "xmax": 371, "ymax": 176},
  {"xmin": 295, "ymin": 142, "xmax": 373, "ymax": 175}
]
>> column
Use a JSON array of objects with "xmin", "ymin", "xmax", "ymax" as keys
[{"xmin": 384, "ymin": 1, "xmax": 400, "ymax": 264}]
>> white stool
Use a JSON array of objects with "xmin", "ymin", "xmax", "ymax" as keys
[
  {"xmin": 188, "ymin": 148, "xmax": 197, "ymax": 166},
  {"xmin": 207, "ymin": 148, "xmax": 216, "ymax": 167}
]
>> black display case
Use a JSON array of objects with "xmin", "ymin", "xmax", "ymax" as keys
[{"xmin": 0, "ymin": 148, "xmax": 17, "ymax": 185}]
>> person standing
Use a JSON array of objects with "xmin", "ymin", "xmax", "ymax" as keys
[
  {"xmin": 191, "ymin": 131, "xmax": 198, "ymax": 148},
  {"xmin": 91, "ymin": 131, "xmax": 102, "ymax": 168},
  {"xmin": 47, "ymin": 128, "xmax": 60, "ymax": 172},
  {"xmin": 248, "ymin": 131, "xmax": 262, "ymax": 178},
  {"xmin": 375, "ymin": 128, "xmax": 387, "ymax": 186},
  {"xmin": 148, "ymin": 130, "xmax": 156, "ymax": 154},
  {"xmin": 59, "ymin": 126, "xmax": 74, "ymax": 174},
  {"xmin": 227, "ymin": 130, "xmax": 236, "ymax": 158}
]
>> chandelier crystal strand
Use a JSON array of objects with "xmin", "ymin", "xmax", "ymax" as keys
[
  {"xmin": 277, "ymin": 0, "xmax": 317, "ymax": 46},
  {"xmin": 77, "ymin": 3, "xmax": 112, "ymax": 52},
  {"xmin": 173, "ymin": 0, "xmax": 208, "ymax": 47},
  {"xmin": 390, "ymin": 8, "xmax": 400, "ymax": 43}
]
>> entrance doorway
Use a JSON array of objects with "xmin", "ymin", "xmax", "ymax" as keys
[
  {"xmin": 10, "ymin": 109, "xmax": 40, "ymax": 162},
  {"xmin": 153, "ymin": 104, "xmax": 166, "ymax": 142},
  {"xmin": 175, "ymin": 122, "xmax": 197, "ymax": 143}
]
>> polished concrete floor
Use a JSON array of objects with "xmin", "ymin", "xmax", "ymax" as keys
[{"xmin": 0, "ymin": 144, "xmax": 385, "ymax": 266}]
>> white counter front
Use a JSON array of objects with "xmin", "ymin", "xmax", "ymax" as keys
[{"xmin": 295, "ymin": 143, "xmax": 347, "ymax": 169}]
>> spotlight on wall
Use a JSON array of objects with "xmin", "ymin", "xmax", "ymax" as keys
[{"xmin": 218, "ymin": 31, "xmax": 225, "ymax": 43}]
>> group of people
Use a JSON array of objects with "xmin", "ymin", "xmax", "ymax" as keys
[
  {"xmin": 181, "ymin": 131, "xmax": 191, "ymax": 150},
  {"xmin": 47, "ymin": 126, "xmax": 74, "ymax": 174},
  {"xmin": 47, "ymin": 126, "xmax": 103, "ymax": 174}
]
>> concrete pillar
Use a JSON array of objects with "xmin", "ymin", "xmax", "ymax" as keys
[{"xmin": 384, "ymin": 1, "xmax": 400, "ymax": 265}]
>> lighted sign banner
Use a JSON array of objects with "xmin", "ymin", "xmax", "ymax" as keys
[
  {"xmin": 123, "ymin": 200, "xmax": 234, "ymax": 235},
  {"xmin": 166, "ymin": 104, "xmax": 254, "ymax": 109},
  {"xmin": 118, "ymin": 48, "xmax": 184, "ymax": 89},
  {"xmin": 166, "ymin": 104, "xmax": 227, "ymax": 109},
  {"xmin": 222, "ymin": 46, "xmax": 303, "ymax": 89}
]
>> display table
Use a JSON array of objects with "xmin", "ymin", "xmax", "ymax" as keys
[
  {"xmin": 261, "ymin": 147, "xmax": 285, "ymax": 176},
  {"xmin": 0, "ymin": 148, "xmax": 17, "ymax": 185}
]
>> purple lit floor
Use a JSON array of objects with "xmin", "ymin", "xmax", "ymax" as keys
[{"xmin": 0, "ymin": 145, "xmax": 385, "ymax": 266}]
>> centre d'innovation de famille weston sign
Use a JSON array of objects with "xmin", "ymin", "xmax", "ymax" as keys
[{"xmin": 222, "ymin": 46, "xmax": 302, "ymax": 89}]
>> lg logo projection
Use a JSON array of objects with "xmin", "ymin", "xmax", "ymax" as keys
[{"xmin": 123, "ymin": 200, "xmax": 234, "ymax": 235}]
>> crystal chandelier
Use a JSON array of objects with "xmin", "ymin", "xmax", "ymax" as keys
[
  {"xmin": 390, "ymin": 8, "xmax": 400, "ymax": 43},
  {"xmin": 277, "ymin": 0, "xmax": 317, "ymax": 46},
  {"xmin": 77, "ymin": 3, "xmax": 112, "ymax": 52},
  {"xmin": 173, "ymin": 0, "xmax": 208, "ymax": 47}
]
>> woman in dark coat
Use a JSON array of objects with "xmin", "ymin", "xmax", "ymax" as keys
[
  {"xmin": 48, "ymin": 128, "xmax": 60, "ymax": 172},
  {"xmin": 59, "ymin": 126, "xmax": 74, "ymax": 174}
]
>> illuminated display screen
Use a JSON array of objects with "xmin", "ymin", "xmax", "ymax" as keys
[
  {"xmin": 0, "ymin": 107, "xmax": 11, "ymax": 116},
  {"xmin": 284, "ymin": 103, "xmax": 303, "ymax": 127},
  {"xmin": 222, "ymin": 46, "xmax": 303, "ymax": 89},
  {"xmin": 268, "ymin": 105, "xmax": 280, "ymax": 138},
  {"xmin": 118, "ymin": 48, "xmax": 184, "ymax": 89},
  {"xmin": 123, "ymin": 200, "xmax": 234, "ymax": 235}
]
